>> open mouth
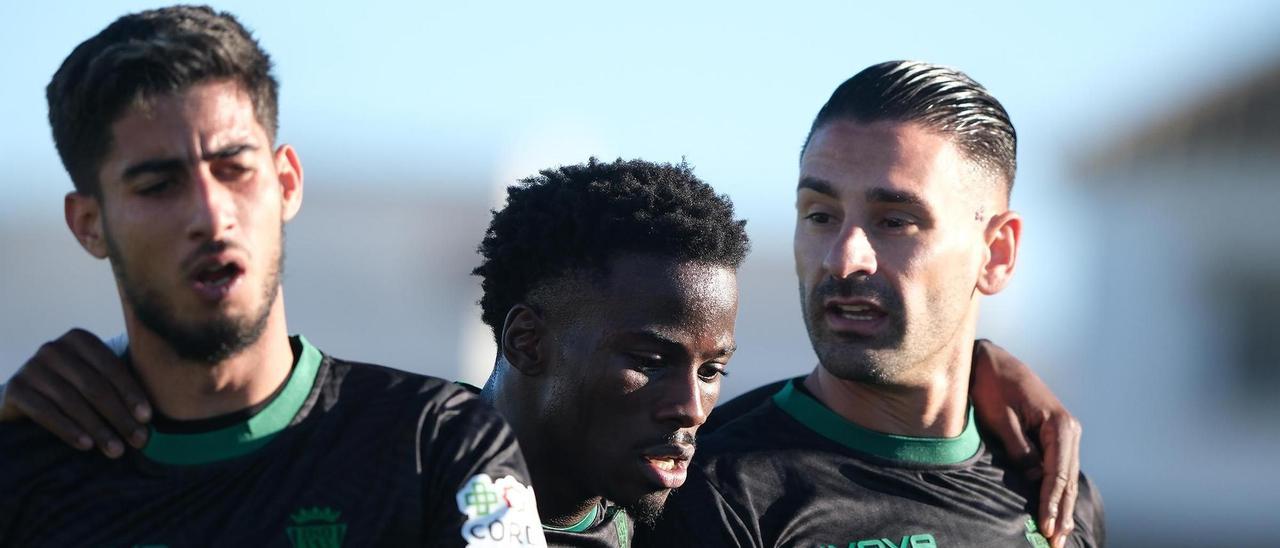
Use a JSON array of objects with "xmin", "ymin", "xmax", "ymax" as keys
[
  {"xmin": 829, "ymin": 302, "xmax": 885, "ymax": 321},
  {"xmin": 823, "ymin": 299, "xmax": 889, "ymax": 335},
  {"xmin": 189, "ymin": 257, "xmax": 245, "ymax": 302},
  {"xmin": 639, "ymin": 443, "xmax": 694, "ymax": 489}
]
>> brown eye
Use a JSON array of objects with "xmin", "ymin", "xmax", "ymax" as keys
[
  {"xmin": 214, "ymin": 163, "xmax": 250, "ymax": 180},
  {"xmin": 137, "ymin": 179, "xmax": 174, "ymax": 196},
  {"xmin": 805, "ymin": 212, "xmax": 833, "ymax": 224},
  {"xmin": 698, "ymin": 364, "xmax": 728, "ymax": 382}
]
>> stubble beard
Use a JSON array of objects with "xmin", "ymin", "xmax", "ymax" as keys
[
  {"xmin": 800, "ymin": 276, "xmax": 917, "ymax": 386},
  {"xmin": 105, "ymin": 226, "xmax": 285, "ymax": 365},
  {"xmin": 625, "ymin": 489, "xmax": 669, "ymax": 529}
]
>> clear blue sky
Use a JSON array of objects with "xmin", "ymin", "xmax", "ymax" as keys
[{"xmin": 2, "ymin": 0, "xmax": 1277, "ymax": 238}]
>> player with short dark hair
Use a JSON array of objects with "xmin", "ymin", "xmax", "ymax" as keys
[
  {"xmin": 472, "ymin": 158, "xmax": 748, "ymax": 545},
  {"xmin": 0, "ymin": 7, "xmax": 542, "ymax": 546},
  {"xmin": 649, "ymin": 61, "xmax": 1106, "ymax": 547}
]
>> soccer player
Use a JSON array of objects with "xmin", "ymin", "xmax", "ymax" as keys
[
  {"xmin": 0, "ymin": 7, "xmax": 543, "ymax": 546},
  {"xmin": 648, "ymin": 61, "xmax": 1106, "ymax": 547},
  {"xmin": 470, "ymin": 159, "xmax": 748, "ymax": 545}
]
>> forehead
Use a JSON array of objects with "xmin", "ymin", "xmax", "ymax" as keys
[
  {"xmin": 102, "ymin": 81, "xmax": 265, "ymax": 171},
  {"xmin": 799, "ymin": 120, "xmax": 970, "ymax": 201},
  {"xmin": 589, "ymin": 255, "xmax": 739, "ymax": 335}
]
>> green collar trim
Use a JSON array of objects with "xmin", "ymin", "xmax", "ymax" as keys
[
  {"xmin": 772, "ymin": 379, "xmax": 980, "ymax": 465},
  {"xmin": 142, "ymin": 335, "xmax": 321, "ymax": 466},
  {"xmin": 543, "ymin": 504, "xmax": 600, "ymax": 533}
]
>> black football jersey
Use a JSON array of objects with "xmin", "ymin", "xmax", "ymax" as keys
[
  {"xmin": 647, "ymin": 379, "xmax": 1105, "ymax": 548},
  {"xmin": 454, "ymin": 383, "xmax": 635, "ymax": 548},
  {"xmin": 544, "ymin": 503, "xmax": 634, "ymax": 548},
  {"xmin": 0, "ymin": 335, "xmax": 546, "ymax": 547}
]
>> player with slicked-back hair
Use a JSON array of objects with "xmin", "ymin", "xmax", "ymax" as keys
[
  {"xmin": 651, "ymin": 61, "xmax": 1104, "ymax": 547},
  {"xmin": 803, "ymin": 60, "xmax": 1018, "ymax": 195}
]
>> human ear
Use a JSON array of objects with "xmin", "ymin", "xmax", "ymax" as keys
[
  {"xmin": 64, "ymin": 192, "xmax": 108, "ymax": 259},
  {"xmin": 275, "ymin": 144, "xmax": 304, "ymax": 222},
  {"xmin": 976, "ymin": 210, "xmax": 1021, "ymax": 295},
  {"xmin": 501, "ymin": 304, "xmax": 548, "ymax": 376}
]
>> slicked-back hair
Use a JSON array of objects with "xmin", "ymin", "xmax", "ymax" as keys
[
  {"xmin": 47, "ymin": 5, "xmax": 278, "ymax": 195},
  {"xmin": 804, "ymin": 60, "xmax": 1017, "ymax": 195},
  {"xmin": 473, "ymin": 158, "xmax": 751, "ymax": 343}
]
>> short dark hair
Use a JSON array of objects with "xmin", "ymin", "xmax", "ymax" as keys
[
  {"xmin": 804, "ymin": 60, "xmax": 1017, "ymax": 194},
  {"xmin": 473, "ymin": 158, "xmax": 751, "ymax": 342},
  {"xmin": 47, "ymin": 5, "xmax": 279, "ymax": 195}
]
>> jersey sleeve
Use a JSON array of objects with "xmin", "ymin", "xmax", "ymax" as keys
[
  {"xmin": 416, "ymin": 386, "xmax": 548, "ymax": 547},
  {"xmin": 643, "ymin": 464, "xmax": 759, "ymax": 548}
]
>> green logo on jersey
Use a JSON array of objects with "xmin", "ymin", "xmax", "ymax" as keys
[
  {"xmin": 462, "ymin": 477, "xmax": 502, "ymax": 515},
  {"xmin": 820, "ymin": 534, "xmax": 937, "ymax": 548},
  {"xmin": 1024, "ymin": 517, "xmax": 1050, "ymax": 548},
  {"xmin": 287, "ymin": 507, "xmax": 347, "ymax": 548}
]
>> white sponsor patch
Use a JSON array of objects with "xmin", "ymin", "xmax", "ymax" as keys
[{"xmin": 456, "ymin": 474, "xmax": 547, "ymax": 546}]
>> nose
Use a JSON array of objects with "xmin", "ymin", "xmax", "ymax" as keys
[
  {"xmin": 655, "ymin": 369, "xmax": 710, "ymax": 429},
  {"xmin": 822, "ymin": 223, "xmax": 877, "ymax": 279},
  {"xmin": 186, "ymin": 168, "xmax": 237, "ymax": 242}
]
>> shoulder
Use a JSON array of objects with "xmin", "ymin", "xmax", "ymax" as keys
[
  {"xmin": 702, "ymin": 377, "xmax": 797, "ymax": 435},
  {"xmin": 0, "ymin": 420, "xmax": 119, "ymax": 537},
  {"xmin": 0, "ymin": 420, "xmax": 97, "ymax": 481},
  {"xmin": 315, "ymin": 354, "xmax": 485, "ymax": 420}
]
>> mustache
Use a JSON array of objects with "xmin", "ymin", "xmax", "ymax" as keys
[
  {"xmin": 812, "ymin": 275, "xmax": 896, "ymax": 303},
  {"xmin": 645, "ymin": 431, "xmax": 697, "ymax": 448},
  {"xmin": 180, "ymin": 239, "xmax": 245, "ymax": 272}
]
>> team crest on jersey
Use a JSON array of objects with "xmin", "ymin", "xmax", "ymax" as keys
[
  {"xmin": 456, "ymin": 474, "xmax": 547, "ymax": 546},
  {"xmin": 287, "ymin": 506, "xmax": 347, "ymax": 548},
  {"xmin": 1024, "ymin": 517, "xmax": 1050, "ymax": 547}
]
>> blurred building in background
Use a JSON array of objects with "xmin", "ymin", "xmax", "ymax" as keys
[{"xmin": 1073, "ymin": 57, "xmax": 1280, "ymax": 546}]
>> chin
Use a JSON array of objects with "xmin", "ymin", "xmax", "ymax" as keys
[{"xmin": 621, "ymin": 489, "xmax": 671, "ymax": 528}]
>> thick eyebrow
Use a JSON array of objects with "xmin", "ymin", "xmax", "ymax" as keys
[
  {"xmin": 797, "ymin": 176, "xmax": 837, "ymax": 197},
  {"xmin": 866, "ymin": 187, "xmax": 926, "ymax": 207},
  {"xmin": 799, "ymin": 177, "xmax": 926, "ymax": 208},
  {"xmin": 121, "ymin": 158, "xmax": 184, "ymax": 181},
  {"xmin": 120, "ymin": 143, "xmax": 257, "ymax": 181}
]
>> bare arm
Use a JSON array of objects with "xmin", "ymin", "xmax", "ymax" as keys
[
  {"xmin": 0, "ymin": 328, "xmax": 152, "ymax": 458},
  {"xmin": 971, "ymin": 339, "xmax": 1082, "ymax": 548}
]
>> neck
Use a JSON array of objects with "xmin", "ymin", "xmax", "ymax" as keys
[
  {"xmin": 804, "ymin": 337, "xmax": 974, "ymax": 438},
  {"xmin": 481, "ymin": 366, "xmax": 602, "ymax": 528},
  {"xmin": 125, "ymin": 295, "xmax": 294, "ymax": 421}
]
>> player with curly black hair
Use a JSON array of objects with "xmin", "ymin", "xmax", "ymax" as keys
[{"xmin": 472, "ymin": 157, "xmax": 748, "ymax": 545}]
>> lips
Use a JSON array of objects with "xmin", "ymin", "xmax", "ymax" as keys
[
  {"xmin": 639, "ymin": 443, "xmax": 695, "ymax": 489},
  {"xmin": 188, "ymin": 255, "xmax": 245, "ymax": 303},
  {"xmin": 823, "ymin": 298, "xmax": 889, "ymax": 336}
]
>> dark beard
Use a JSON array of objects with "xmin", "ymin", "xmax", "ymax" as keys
[
  {"xmin": 623, "ymin": 490, "xmax": 667, "ymax": 529},
  {"xmin": 622, "ymin": 430, "xmax": 695, "ymax": 528},
  {"xmin": 800, "ymin": 275, "xmax": 908, "ymax": 384},
  {"xmin": 106, "ymin": 228, "xmax": 284, "ymax": 365}
]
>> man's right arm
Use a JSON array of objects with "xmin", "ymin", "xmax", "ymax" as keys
[{"xmin": 0, "ymin": 328, "xmax": 152, "ymax": 457}]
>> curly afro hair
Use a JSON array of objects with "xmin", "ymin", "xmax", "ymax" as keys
[{"xmin": 473, "ymin": 157, "xmax": 750, "ymax": 343}]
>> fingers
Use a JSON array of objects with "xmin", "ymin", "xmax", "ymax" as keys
[
  {"xmin": 1050, "ymin": 417, "xmax": 1081, "ymax": 548},
  {"xmin": 983, "ymin": 406, "xmax": 1041, "ymax": 471},
  {"xmin": 12, "ymin": 361, "xmax": 125, "ymax": 458},
  {"xmin": 1037, "ymin": 413, "xmax": 1082, "ymax": 543},
  {"xmin": 51, "ymin": 330, "xmax": 150, "ymax": 447}
]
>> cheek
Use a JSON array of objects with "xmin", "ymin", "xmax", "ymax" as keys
[{"xmin": 793, "ymin": 234, "xmax": 825, "ymax": 280}]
